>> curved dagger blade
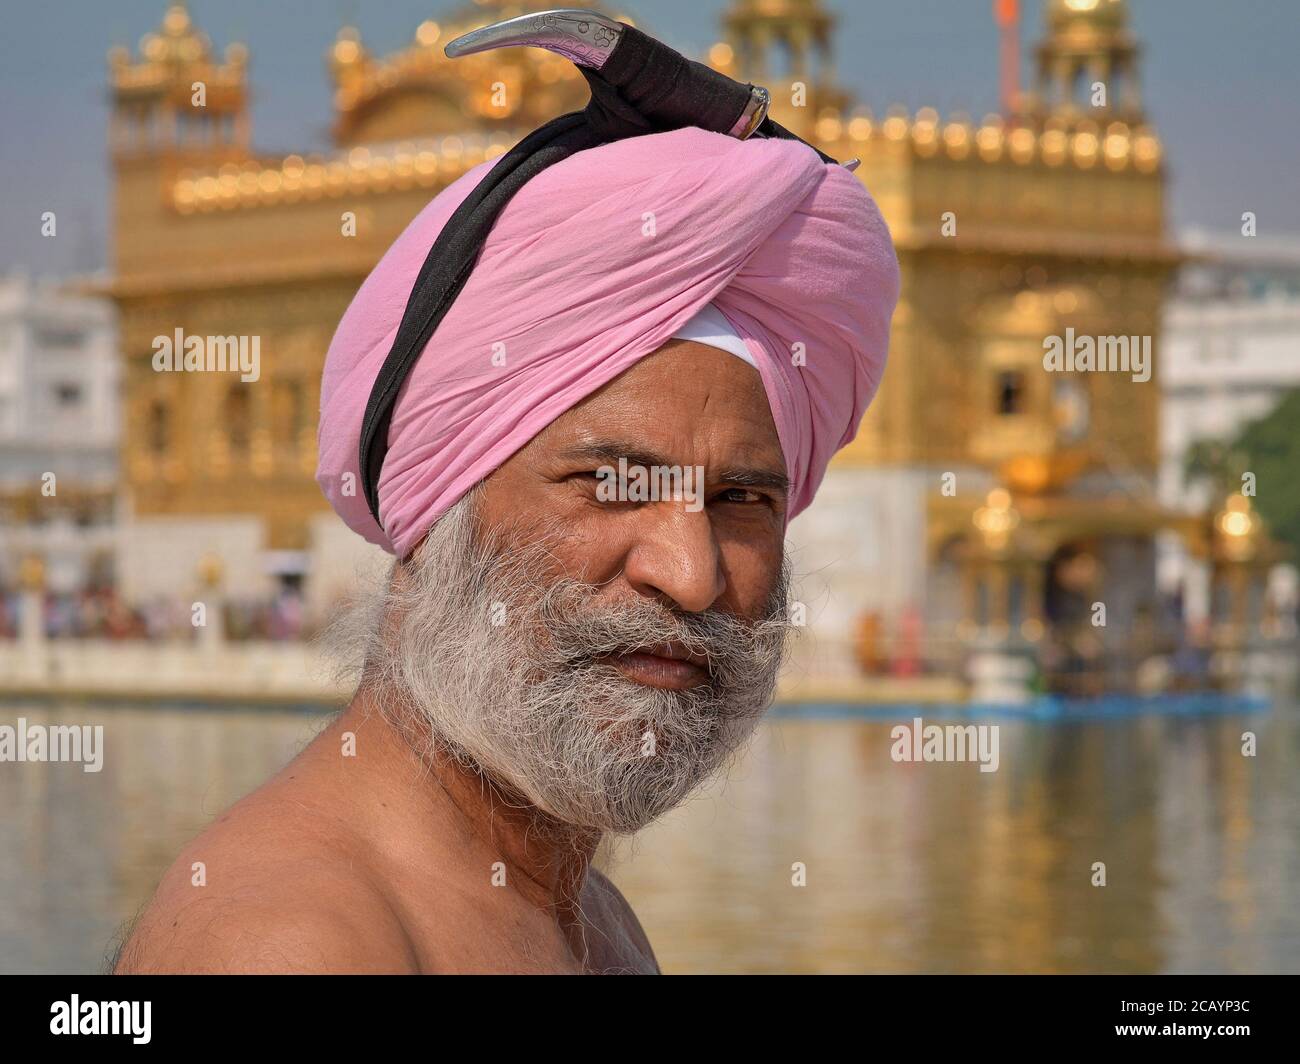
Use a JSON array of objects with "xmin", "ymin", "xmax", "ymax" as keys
[
  {"xmin": 447, "ymin": 8, "xmax": 772, "ymax": 142},
  {"xmin": 444, "ymin": 8, "xmax": 624, "ymax": 70}
]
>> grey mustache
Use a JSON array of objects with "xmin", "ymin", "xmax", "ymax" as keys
[{"xmin": 538, "ymin": 596, "xmax": 777, "ymax": 680}]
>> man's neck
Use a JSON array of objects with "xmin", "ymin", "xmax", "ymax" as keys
[{"xmin": 337, "ymin": 693, "xmax": 602, "ymax": 919}]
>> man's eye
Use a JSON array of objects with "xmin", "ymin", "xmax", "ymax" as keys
[{"xmin": 717, "ymin": 488, "xmax": 763, "ymax": 504}]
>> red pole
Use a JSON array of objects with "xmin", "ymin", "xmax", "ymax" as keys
[{"xmin": 994, "ymin": 0, "xmax": 1020, "ymax": 118}]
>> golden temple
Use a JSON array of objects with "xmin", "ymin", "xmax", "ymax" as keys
[{"xmin": 104, "ymin": 0, "xmax": 1271, "ymax": 687}]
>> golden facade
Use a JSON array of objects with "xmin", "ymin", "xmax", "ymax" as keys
[
  {"xmin": 110, "ymin": 1, "xmax": 600, "ymax": 551},
  {"xmin": 109, "ymin": 0, "xmax": 1181, "ymax": 637}
]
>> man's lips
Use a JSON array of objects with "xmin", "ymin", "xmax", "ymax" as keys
[{"xmin": 602, "ymin": 642, "xmax": 711, "ymax": 691}]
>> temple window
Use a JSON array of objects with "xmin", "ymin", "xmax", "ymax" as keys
[
  {"xmin": 224, "ymin": 385, "xmax": 251, "ymax": 457},
  {"xmin": 996, "ymin": 369, "xmax": 1025, "ymax": 416},
  {"xmin": 146, "ymin": 399, "xmax": 169, "ymax": 454}
]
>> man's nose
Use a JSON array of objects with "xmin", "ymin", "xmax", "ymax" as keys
[{"xmin": 621, "ymin": 504, "xmax": 726, "ymax": 613}]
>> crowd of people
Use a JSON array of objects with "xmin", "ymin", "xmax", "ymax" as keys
[{"xmin": 0, "ymin": 585, "xmax": 309, "ymax": 642}]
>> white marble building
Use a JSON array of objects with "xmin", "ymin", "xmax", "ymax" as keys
[
  {"xmin": 1158, "ymin": 230, "xmax": 1300, "ymax": 619},
  {"xmin": 1160, "ymin": 229, "xmax": 1300, "ymax": 509},
  {"xmin": 0, "ymin": 275, "xmax": 120, "ymax": 594}
]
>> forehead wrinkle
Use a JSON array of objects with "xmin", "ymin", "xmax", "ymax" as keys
[
  {"xmin": 537, "ymin": 346, "xmax": 781, "ymax": 472},
  {"xmin": 558, "ymin": 440, "xmax": 673, "ymax": 469}
]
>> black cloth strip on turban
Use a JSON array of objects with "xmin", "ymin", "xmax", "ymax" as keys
[{"xmin": 358, "ymin": 24, "xmax": 838, "ymax": 526}]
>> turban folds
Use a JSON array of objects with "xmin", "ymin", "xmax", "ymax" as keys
[{"xmin": 317, "ymin": 126, "xmax": 899, "ymax": 558}]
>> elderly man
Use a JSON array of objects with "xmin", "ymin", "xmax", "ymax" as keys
[{"xmin": 116, "ymin": 10, "xmax": 896, "ymax": 974}]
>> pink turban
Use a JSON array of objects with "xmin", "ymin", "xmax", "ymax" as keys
[{"xmin": 317, "ymin": 126, "xmax": 898, "ymax": 558}]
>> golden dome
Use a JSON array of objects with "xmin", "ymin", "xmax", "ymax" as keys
[
  {"xmin": 330, "ymin": 26, "xmax": 366, "ymax": 68},
  {"xmin": 1047, "ymin": 0, "xmax": 1129, "ymax": 32},
  {"xmin": 1030, "ymin": 0, "xmax": 1142, "ymax": 125},
  {"xmin": 139, "ymin": 2, "xmax": 212, "ymax": 66},
  {"xmin": 328, "ymin": 1, "xmax": 601, "ymax": 147},
  {"xmin": 110, "ymin": 3, "xmax": 248, "ymax": 117}
]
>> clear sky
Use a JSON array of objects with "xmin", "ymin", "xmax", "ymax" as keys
[{"xmin": 2, "ymin": 0, "xmax": 1297, "ymax": 276}]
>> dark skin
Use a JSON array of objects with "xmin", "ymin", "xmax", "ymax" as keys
[{"xmin": 114, "ymin": 341, "xmax": 788, "ymax": 974}]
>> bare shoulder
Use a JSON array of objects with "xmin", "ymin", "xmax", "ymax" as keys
[
  {"xmin": 114, "ymin": 791, "xmax": 417, "ymax": 975},
  {"xmin": 584, "ymin": 867, "xmax": 660, "ymax": 974}
]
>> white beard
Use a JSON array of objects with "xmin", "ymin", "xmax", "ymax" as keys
[{"xmin": 332, "ymin": 490, "xmax": 792, "ymax": 834}]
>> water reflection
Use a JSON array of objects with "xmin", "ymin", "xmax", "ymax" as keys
[{"xmin": 1, "ymin": 702, "xmax": 1296, "ymax": 973}]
